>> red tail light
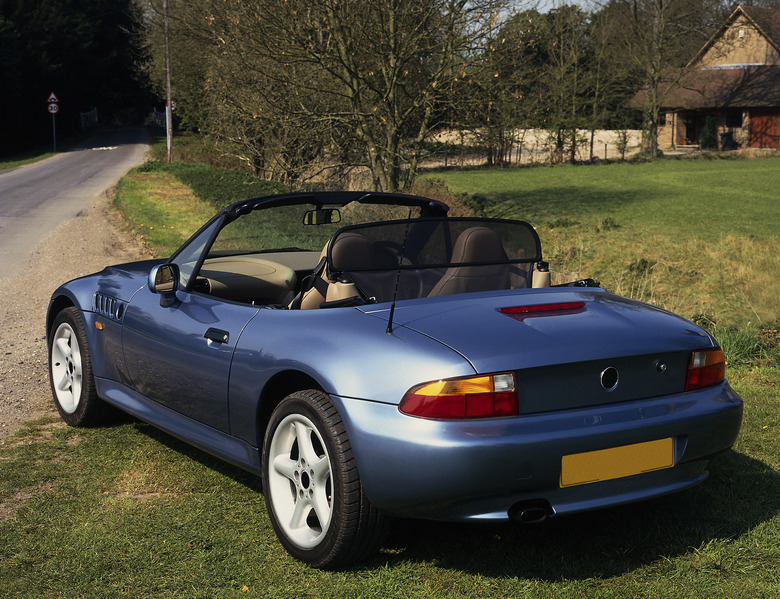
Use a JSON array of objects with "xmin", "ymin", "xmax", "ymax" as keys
[
  {"xmin": 400, "ymin": 373, "xmax": 517, "ymax": 419},
  {"xmin": 499, "ymin": 301, "xmax": 585, "ymax": 321},
  {"xmin": 685, "ymin": 349, "xmax": 726, "ymax": 391}
]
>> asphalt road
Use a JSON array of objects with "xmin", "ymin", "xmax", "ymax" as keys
[{"xmin": 0, "ymin": 127, "xmax": 150, "ymax": 281}]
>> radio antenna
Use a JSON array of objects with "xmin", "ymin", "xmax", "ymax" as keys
[{"xmin": 386, "ymin": 211, "xmax": 413, "ymax": 335}]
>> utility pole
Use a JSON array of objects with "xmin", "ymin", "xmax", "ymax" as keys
[{"xmin": 164, "ymin": 0, "xmax": 173, "ymax": 162}]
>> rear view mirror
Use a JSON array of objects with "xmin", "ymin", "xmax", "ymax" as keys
[{"xmin": 303, "ymin": 208, "xmax": 341, "ymax": 225}]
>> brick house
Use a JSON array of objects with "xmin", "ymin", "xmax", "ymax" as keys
[{"xmin": 654, "ymin": 5, "xmax": 780, "ymax": 150}]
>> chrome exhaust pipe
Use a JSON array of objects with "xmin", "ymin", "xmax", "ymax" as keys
[{"xmin": 509, "ymin": 500, "xmax": 551, "ymax": 524}]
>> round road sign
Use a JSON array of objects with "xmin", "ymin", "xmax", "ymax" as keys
[{"xmin": 48, "ymin": 103, "xmax": 60, "ymax": 114}]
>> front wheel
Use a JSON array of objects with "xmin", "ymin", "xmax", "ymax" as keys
[
  {"xmin": 48, "ymin": 307, "xmax": 103, "ymax": 427},
  {"xmin": 262, "ymin": 389, "xmax": 388, "ymax": 568}
]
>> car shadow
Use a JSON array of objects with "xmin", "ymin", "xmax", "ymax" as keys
[
  {"xmin": 133, "ymin": 421, "xmax": 265, "ymax": 492},
  {"xmin": 133, "ymin": 423, "xmax": 778, "ymax": 579},
  {"xmin": 377, "ymin": 450, "xmax": 780, "ymax": 579}
]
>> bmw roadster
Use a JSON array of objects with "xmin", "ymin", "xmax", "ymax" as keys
[{"xmin": 47, "ymin": 191, "xmax": 743, "ymax": 568}]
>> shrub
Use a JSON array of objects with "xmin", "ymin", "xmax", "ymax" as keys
[
  {"xmin": 548, "ymin": 217, "xmax": 579, "ymax": 228},
  {"xmin": 700, "ymin": 116, "xmax": 718, "ymax": 151},
  {"xmin": 596, "ymin": 217, "xmax": 620, "ymax": 232},
  {"xmin": 407, "ymin": 179, "xmax": 474, "ymax": 217}
]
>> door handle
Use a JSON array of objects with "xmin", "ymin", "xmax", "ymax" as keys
[{"xmin": 204, "ymin": 328, "xmax": 230, "ymax": 344}]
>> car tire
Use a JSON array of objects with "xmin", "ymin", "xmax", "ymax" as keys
[
  {"xmin": 262, "ymin": 389, "xmax": 388, "ymax": 568},
  {"xmin": 48, "ymin": 307, "xmax": 103, "ymax": 427}
]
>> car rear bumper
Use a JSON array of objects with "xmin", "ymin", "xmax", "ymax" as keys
[{"xmin": 333, "ymin": 382, "xmax": 743, "ymax": 521}]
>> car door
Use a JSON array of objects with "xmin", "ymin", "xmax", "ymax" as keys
[{"xmin": 121, "ymin": 283, "xmax": 259, "ymax": 432}]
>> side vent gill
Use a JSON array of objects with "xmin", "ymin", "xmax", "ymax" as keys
[{"xmin": 94, "ymin": 293, "xmax": 127, "ymax": 322}]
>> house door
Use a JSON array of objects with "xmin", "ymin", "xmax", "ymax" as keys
[
  {"xmin": 750, "ymin": 110, "xmax": 780, "ymax": 149},
  {"xmin": 682, "ymin": 115, "xmax": 697, "ymax": 144}
]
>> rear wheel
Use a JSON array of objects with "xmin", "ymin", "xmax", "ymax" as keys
[
  {"xmin": 262, "ymin": 389, "xmax": 388, "ymax": 568},
  {"xmin": 48, "ymin": 307, "xmax": 103, "ymax": 426}
]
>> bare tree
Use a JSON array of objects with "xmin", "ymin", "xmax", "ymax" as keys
[
  {"xmin": 190, "ymin": 0, "xmax": 508, "ymax": 191},
  {"xmin": 459, "ymin": 8, "xmax": 549, "ymax": 166},
  {"xmin": 543, "ymin": 4, "xmax": 591, "ymax": 164},
  {"xmin": 586, "ymin": 5, "xmax": 644, "ymax": 159}
]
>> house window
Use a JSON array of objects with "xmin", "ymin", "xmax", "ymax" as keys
[
  {"xmin": 726, "ymin": 110, "xmax": 743, "ymax": 128},
  {"xmin": 658, "ymin": 113, "xmax": 667, "ymax": 127}
]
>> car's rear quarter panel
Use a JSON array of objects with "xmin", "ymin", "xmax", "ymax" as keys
[{"xmin": 227, "ymin": 306, "xmax": 478, "ymax": 443}]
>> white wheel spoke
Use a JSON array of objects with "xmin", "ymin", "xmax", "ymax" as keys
[
  {"xmin": 289, "ymin": 494, "xmax": 310, "ymax": 530},
  {"xmin": 54, "ymin": 369, "xmax": 71, "ymax": 392},
  {"xmin": 55, "ymin": 335, "xmax": 72, "ymax": 357},
  {"xmin": 311, "ymin": 485, "xmax": 331, "ymax": 528},
  {"xmin": 272, "ymin": 454, "xmax": 298, "ymax": 482},
  {"xmin": 293, "ymin": 421, "xmax": 319, "ymax": 465},
  {"xmin": 311, "ymin": 456, "xmax": 330, "ymax": 483},
  {"xmin": 71, "ymin": 351, "xmax": 82, "ymax": 376}
]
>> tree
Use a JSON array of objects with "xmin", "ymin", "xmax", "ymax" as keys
[
  {"xmin": 585, "ymin": 5, "xmax": 644, "ymax": 159},
  {"xmin": 145, "ymin": 0, "xmax": 508, "ymax": 191},
  {"xmin": 700, "ymin": 114, "xmax": 717, "ymax": 149},
  {"xmin": 540, "ymin": 4, "xmax": 591, "ymax": 164},
  {"xmin": 601, "ymin": 0, "xmax": 723, "ymax": 157},
  {"xmin": 0, "ymin": 16, "xmax": 23, "ymax": 155},
  {"xmin": 139, "ymin": 0, "xmax": 214, "ymax": 134},
  {"xmin": 459, "ymin": 8, "xmax": 549, "ymax": 166},
  {"xmin": 461, "ymin": 4, "xmax": 639, "ymax": 166}
]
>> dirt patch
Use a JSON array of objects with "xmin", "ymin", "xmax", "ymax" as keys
[
  {"xmin": 0, "ymin": 483, "xmax": 56, "ymax": 523},
  {"xmin": 0, "ymin": 189, "xmax": 150, "ymax": 442}
]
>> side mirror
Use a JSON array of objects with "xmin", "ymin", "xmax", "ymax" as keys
[
  {"xmin": 303, "ymin": 208, "xmax": 341, "ymax": 225},
  {"xmin": 148, "ymin": 263, "xmax": 180, "ymax": 306}
]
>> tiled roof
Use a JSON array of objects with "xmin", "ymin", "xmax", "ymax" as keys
[{"xmin": 653, "ymin": 65, "xmax": 780, "ymax": 109}]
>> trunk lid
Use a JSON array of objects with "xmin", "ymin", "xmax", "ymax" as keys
[{"xmin": 360, "ymin": 288, "xmax": 715, "ymax": 413}]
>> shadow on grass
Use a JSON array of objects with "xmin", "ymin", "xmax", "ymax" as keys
[
  {"xmin": 379, "ymin": 450, "xmax": 780, "ymax": 579},
  {"xmin": 468, "ymin": 186, "xmax": 657, "ymax": 222},
  {"xmin": 135, "ymin": 423, "xmax": 778, "ymax": 579},
  {"xmin": 134, "ymin": 421, "xmax": 265, "ymax": 493}
]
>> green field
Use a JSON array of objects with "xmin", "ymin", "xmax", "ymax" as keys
[
  {"xmin": 2, "ymin": 157, "xmax": 779, "ymax": 598},
  {"xmin": 425, "ymin": 157, "xmax": 780, "ymax": 327},
  {"xmin": 427, "ymin": 158, "xmax": 780, "ymax": 241}
]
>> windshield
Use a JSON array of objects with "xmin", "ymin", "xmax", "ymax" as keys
[{"xmin": 209, "ymin": 202, "xmax": 425, "ymax": 256}]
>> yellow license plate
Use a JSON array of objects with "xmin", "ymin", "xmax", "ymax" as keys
[{"xmin": 560, "ymin": 438, "xmax": 675, "ymax": 488}]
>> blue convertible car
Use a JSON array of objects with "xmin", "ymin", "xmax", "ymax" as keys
[{"xmin": 47, "ymin": 191, "xmax": 743, "ymax": 568}]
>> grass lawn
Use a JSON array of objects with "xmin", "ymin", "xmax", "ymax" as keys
[
  {"xmin": 424, "ymin": 156, "xmax": 780, "ymax": 327},
  {"xmin": 427, "ymin": 157, "xmax": 780, "ymax": 242},
  {"xmin": 1, "ymin": 157, "xmax": 779, "ymax": 597},
  {"xmin": 0, "ymin": 150, "xmax": 58, "ymax": 171}
]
